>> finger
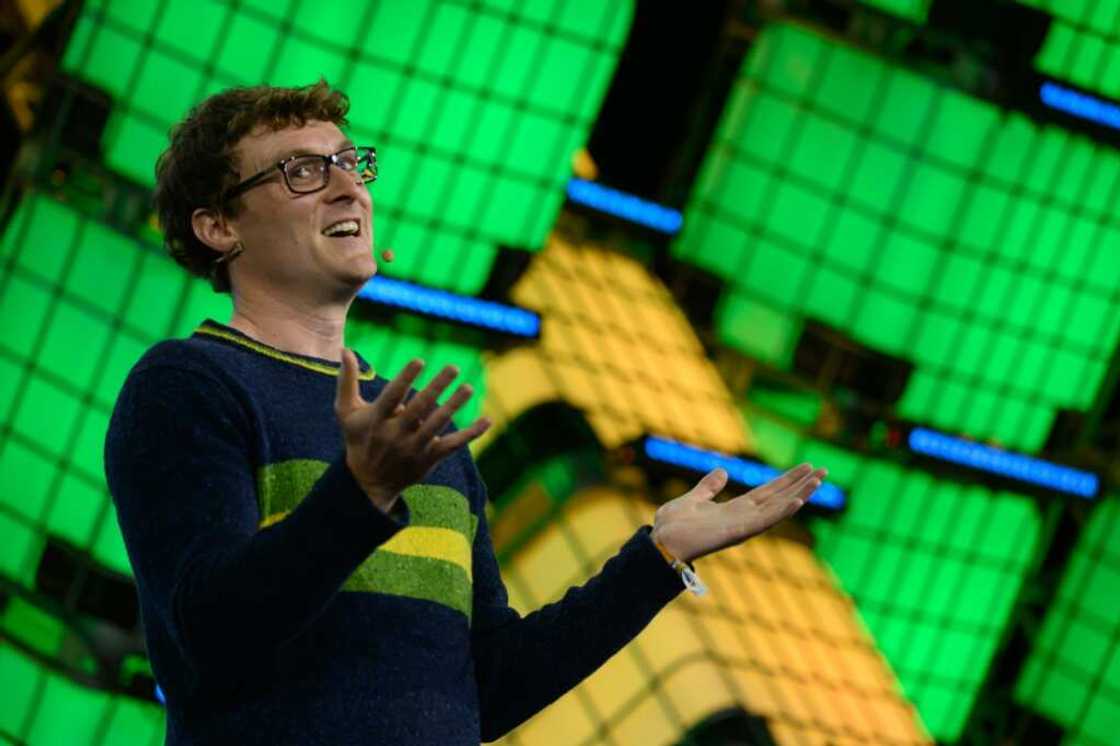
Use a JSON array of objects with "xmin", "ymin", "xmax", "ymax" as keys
[
  {"xmin": 749, "ymin": 463, "xmax": 813, "ymax": 502},
  {"xmin": 399, "ymin": 365, "xmax": 460, "ymax": 426},
  {"xmin": 334, "ymin": 348, "xmax": 365, "ymax": 417},
  {"xmin": 427, "ymin": 416, "xmax": 491, "ymax": 455},
  {"xmin": 754, "ymin": 475, "xmax": 817, "ymax": 527},
  {"xmin": 768, "ymin": 463, "xmax": 814, "ymax": 493},
  {"xmin": 415, "ymin": 384, "xmax": 473, "ymax": 442},
  {"xmin": 685, "ymin": 468, "xmax": 728, "ymax": 503},
  {"xmin": 784, "ymin": 479, "xmax": 818, "ymax": 516},
  {"xmin": 791, "ymin": 469, "xmax": 828, "ymax": 503},
  {"xmin": 760, "ymin": 468, "xmax": 820, "ymax": 506},
  {"xmin": 371, "ymin": 359, "xmax": 425, "ymax": 417},
  {"xmin": 778, "ymin": 493, "xmax": 808, "ymax": 520}
]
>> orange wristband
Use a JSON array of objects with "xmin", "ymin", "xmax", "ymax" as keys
[
  {"xmin": 653, "ymin": 538, "xmax": 707, "ymax": 596},
  {"xmin": 653, "ymin": 539, "xmax": 676, "ymax": 566}
]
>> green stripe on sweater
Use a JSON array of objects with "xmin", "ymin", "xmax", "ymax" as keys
[
  {"xmin": 342, "ymin": 551, "xmax": 472, "ymax": 618},
  {"xmin": 399, "ymin": 484, "xmax": 474, "ymax": 539},
  {"xmin": 257, "ymin": 459, "xmax": 329, "ymax": 517},
  {"xmin": 256, "ymin": 462, "xmax": 478, "ymax": 542},
  {"xmin": 256, "ymin": 462, "xmax": 478, "ymax": 616}
]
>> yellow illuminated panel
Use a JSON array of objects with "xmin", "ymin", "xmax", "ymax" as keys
[
  {"xmin": 480, "ymin": 234, "xmax": 753, "ymax": 455},
  {"xmin": 492, "ymin": 487, "xmax": 932, "ymax": 746}
]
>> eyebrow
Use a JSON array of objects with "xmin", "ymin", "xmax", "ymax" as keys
[{"xmin": 269, "ymin": 139, "xmax": 356, "ymax": 164}]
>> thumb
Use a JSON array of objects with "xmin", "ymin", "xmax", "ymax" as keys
[
  {"xmin": 335, "ymin": 348, "xmax": 365, "ymax": 417},
  {"xmin": 686, "ymin": 467, "xmax": 728, "ymax": 503}
]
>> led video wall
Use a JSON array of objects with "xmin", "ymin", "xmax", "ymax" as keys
[
  {"xmin": 803, "ymin": 441, "xmax": 1040, "ymax": 741},
  {"xmin": 61, "ymin": 0, "xmax": 632, "ymax": 293},
  {"xmin": 675, "ymin": 22, "xmax": 1120, "ymax": 453},
  {"xmin": 858, "ymin": 0, "xmax": 1120, "ymax": 99},
  {"xmin": 1015, "ymin": 496, "xmax": 1120, "ymax": 746},
  {"xmin": 1022, "ymin": 0, "xmax": 1120, "ymax": 98},
  {"xmin": 5, "ymin": 1, "xmax": 1120, "ymax": 744},
  {"xmin": 0, "ymin": 193, "xmax": 230, "ymax": 585},
  {"xmin": 490, "ymin": 487, "xmax": 930, "ymax": 745},
  {"xmin": 735, "ymin": 402, "xmax": 1040, "ymax": 742},
  {"xmin": 483, "ymin": 233, "xmax": 752, "ymax": 455},
  {"xmin": 0, "ymin": 643, "xmax": 162, "ymax": 746}
]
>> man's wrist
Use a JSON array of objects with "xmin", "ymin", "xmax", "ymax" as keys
[
  {"xmin": 649, "ymin": 528, "xmax": 707, "ymax": 596},
  {"xmin": 650, "ymin": 524, "xmax": 688, "ymax": 564},
  {"xmin": 345, "ymin": 454, "xmax": 400, "ymax": 514},
  {"xmin": 652, "ymin": 535, "xmax": 677, "ymax": 566},
  {"xmin": 363, "ymin": 486, "xmax": 400, "ymax": 515}
]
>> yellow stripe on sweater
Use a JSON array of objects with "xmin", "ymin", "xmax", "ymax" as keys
[
  {"xmin": 380, "ymin": 526, "xmax": 473, "ymax": 581},
  {"xmin": 258, "ymin": 516, "xmax": 471, "ymax": 580},
  {"xmin": 260, "ymin": 511, "xmax": 289, "ymax": 528}
]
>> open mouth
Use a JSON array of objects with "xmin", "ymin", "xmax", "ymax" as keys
[{"xmin": 322, "ymin": 219, "xmax": 361, "ymax": 238}]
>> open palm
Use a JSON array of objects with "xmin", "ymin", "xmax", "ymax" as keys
[{"xmin": 651, "ymin": 464, "xmax": 827, "ymax": 563}]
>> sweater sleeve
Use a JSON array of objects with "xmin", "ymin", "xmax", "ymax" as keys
[
  {"xmin": 105, "ymin": 364, "xmax": 405, "ymax": 674},
  {"xmin": 467, "ymin": 465, "xmax": 684, "ymax": 741}
]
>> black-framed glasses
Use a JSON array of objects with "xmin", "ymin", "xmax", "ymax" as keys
[{"xmin": 224, "ymin": 145, "xmax": 378, "ymax": 201}]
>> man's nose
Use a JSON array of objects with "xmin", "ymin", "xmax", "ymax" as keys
[{"xmin": 326, "ymin": 165, "xmax": 368, "ymax": 200}]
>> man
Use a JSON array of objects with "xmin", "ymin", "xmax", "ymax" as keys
[{"xmin": 105, "ymin": 80, "xmax": 826, "ymax": 745}]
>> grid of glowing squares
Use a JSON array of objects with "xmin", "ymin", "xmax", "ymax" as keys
[
  {"xmin": 1020, "ymin": 0, "xmax": 1120, "ymax": 99},
  {"xmin": 0, "ymin": 192, "xmax": 488, "ymax": 590},
  {"xmin": 675, "ymin": 22, "xmax": 1120, "ymax": 453},
  {"xmin": 344, "ymin": 314, "xmax": 487, "ymax": 431},
  {"xmin": 1015, "ymin": 496, "xmax": 1120, "ymax": 746},
  {"xmin": 59, "ymin": 0, "xmax": 632, "ymax": 295},
  {"xmin": 0, "ymin": 193, "xmax": 227, "ymax": 586},
  {"xmin": 791, "ymin": 438, "xmax": 1042, "ymax": 743},
  {"xmin": 490, "ymin": 486, "xmax": 931, "ymax": 746},
  {"xmin": 478, "ymin": 233, "xmax": 752, "ymax": 456},
  {"xmin": 0, "ymin": 642, "xmax": 163, "ymax": 746}
]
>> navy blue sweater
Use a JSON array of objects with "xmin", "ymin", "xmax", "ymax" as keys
[{"xmin": 105, "ymin": 320, "xmax": 684, "ymax": 745}]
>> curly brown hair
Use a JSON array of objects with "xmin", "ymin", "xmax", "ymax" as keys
[{"xmin": 153, "ymin": 80, "xmax": 350, "ymax": 292}]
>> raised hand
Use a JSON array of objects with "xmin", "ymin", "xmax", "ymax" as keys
[
  {"xmin": 335, "ymin": 350, "xmax": 491, "ymax": 513},
  {"xmin": 650, "ymin": 463, "xmax": 827, "ymax": 563}
]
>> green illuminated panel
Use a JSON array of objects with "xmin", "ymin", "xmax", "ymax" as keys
[
  {"xmin": 804, "ymin": 446, "xmax": 1040, "ymax": 741},
  {"xmin": 1015, "ymin": 497, "xmax": 1120, "ymax": 746},
  {"xmin": 0, "ymin": 192, "xmax": 207, "ymax": 583},
  {"xmin": 60, "ymin": 0, "xmax": 633, "ymax": 294},
  {"xmin": 740, "ymin": 407, "xmax": 1041, "ymax": 743},
  {"xmin": 1020, "ymin": 0, "xmax": 1120, "ymax": 98},
  {"xmin": 0, "ymin": 641, "xmax": 163, "ymax": 745},
  {"xmin": 676, "ymin": 22, "xmax": 1120, "ymax": 452},
  {"xmin": 855, "ymin": 0, "xmax": 934, "ymax": 23},
  {"xmin": 345, "ymin": 317, "xmax": 487, "ymax": 429}
]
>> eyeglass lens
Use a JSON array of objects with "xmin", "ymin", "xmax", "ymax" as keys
[{"xmin": 283, "ymin": 149, "xmax": 376, "ymax": 193}]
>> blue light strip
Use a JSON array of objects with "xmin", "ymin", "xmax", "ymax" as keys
[
  {"xmin": 357, "ymin": 276, "xmax": 540, "ymax": 337},
  {"xmin": 567, "ymin": 178, "xmax": 683, "ymax": 234},
  {"xmin": 1040, "ymin": 81, "xmax": 1120, "ymax": 132},
  {"xmin": 642, "ymin": 436, "xmax": 846, "ymax": 511},
  {"xmin": 908, "ymin": 427, "xmax": 1099, "ymax": 499}
]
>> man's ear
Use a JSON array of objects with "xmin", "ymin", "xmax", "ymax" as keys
[{"xmin": 191, "ymin": 208, "xmax": 239, "ymax": 256}]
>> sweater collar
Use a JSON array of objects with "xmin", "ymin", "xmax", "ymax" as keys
[{"xmin": 193, "ymin": 320, "xmax": 376, "ymax": 381}]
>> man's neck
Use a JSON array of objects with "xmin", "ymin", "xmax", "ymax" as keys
[{"xmin": 227, "ymin": 286, "xmax": 352, "ymax": 362}]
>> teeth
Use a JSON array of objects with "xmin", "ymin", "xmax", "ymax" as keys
[{"xmin": 323, "ymin": 219, "xmax": 359, "ymax": 237}]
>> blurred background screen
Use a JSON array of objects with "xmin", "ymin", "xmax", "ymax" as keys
[{"xmin": 1, "ymin": 0, "xmax": 1118, "ymax": 744}]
